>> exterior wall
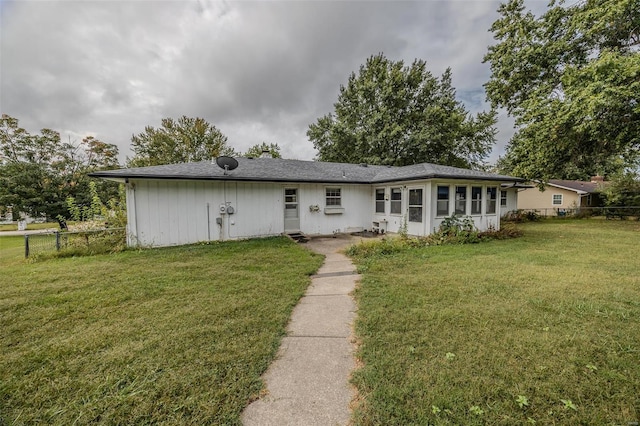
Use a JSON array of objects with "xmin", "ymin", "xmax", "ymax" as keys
[
  {"xmin": 297, "ymin": 183, "xmax": 372, "ymax": 235},
  {"xmin": 371, "ymin": 180, "xmax": 503, "ymax": 236},
  {"xmin": 125, "ymin": 178, "xmax": 512, "ymax": 247},
  {"xmin": 126, "ymin": 179, "xmax": 283, "ymax": 247},
  {"xmin": 500, "ymin": 188, "xmax": 519, "ymax": 217},
  {"xmin": 125, "ymin": 179, "xmax": 372, "ymax": 247},
  {"xmin": 517, "ymin": 186, "xmax": 581, "ymax": 215},
  {"xmin": 430, "ymin": 180, "xmax": 501, "ymax": 233}
]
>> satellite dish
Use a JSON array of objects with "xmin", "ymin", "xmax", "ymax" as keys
[{"xmin": 215, "ymin": 156, "xmax": 238, "ymax": 175}]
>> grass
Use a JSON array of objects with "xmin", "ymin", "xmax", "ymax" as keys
[
  {"xmin": 0, "ymin": 237, "xmax": 323, "ymax": 425},
  {"xmin": 349, "ymin": 219, "xmax": 640, "ymax": 425}
]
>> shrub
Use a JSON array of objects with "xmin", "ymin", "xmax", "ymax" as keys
[
  {"xmin": 430, "ymin": 215, "xmax": 480, "ymax": 244},
  {"xmin": 503, "ymin": 209, "xmax": 542, "ymax": 223},
  {"xmin": 347, "ymin": 217, "xmax": 522, "ymax": 259}
]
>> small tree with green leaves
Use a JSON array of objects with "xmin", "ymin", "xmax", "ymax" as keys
[{"xmin": 243, "ymin": 142, "xmax": 282, "ymax": 158}]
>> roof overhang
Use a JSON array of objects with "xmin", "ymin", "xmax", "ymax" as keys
[{"xmin": 89, "ymin": 171, "xmax": 525, "ymax": 185}]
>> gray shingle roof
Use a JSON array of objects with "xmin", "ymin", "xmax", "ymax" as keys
[
  {"xmin": 548, "ymin": 179, "xmax": 604, "ymax": 194},
  {"xmin": 89, "ymin": 157, "xmax": 524, "ymax": 184}
]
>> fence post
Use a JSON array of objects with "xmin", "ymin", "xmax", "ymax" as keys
[
  {"xmin": 56, "ymin": 231, "xmax": 60, "ymax": 251},
  {"xmin": 25, "ymin": 235, "xmax": 29, "ymax": 258}
]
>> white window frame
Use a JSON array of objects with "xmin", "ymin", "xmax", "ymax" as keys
[
  {"xmin": 436, "ymin": 185, "xmax": 450, "ymax": 217},
  {"xmin": 325, "ymin": 187, "xmax": 342, "ymax": 206},
  {"xmin": 471, "ymin": 186, "xmax": 482, "ymax": 215},
  {"xmin": 486, "ymin": 187, "xmax": 497, "ymax": 214},
  {"xmin": 455, "ymin": 186, "xmax": 467, "ymax": 215},
  {"xmin": 408, "ymin": 188, "xmax": 423, "ymax": 223},
  {"xmin": 375, "ymin": 188, "xmax": 385, "ymax": 214},
  {"xmin": 500, "ymin": 190, "xmax": 508, "ymax": 207},
  {"xmin": 390, "ymin": 187, "xmax": 402, "ymax": 215},
  {"xmin": 552, "ymin": 194, "xmax": 563, "ymax": 205}
]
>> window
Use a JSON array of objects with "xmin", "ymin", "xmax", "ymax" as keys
[
  {"xmin": 325, "ymin": 188, "xmax": 341, "ymax": 206},
  {"xmin": 285, "ymin": 188, "xmax": 297, "ymax": 203},
  {"xmin": 500, "ymin": 190, "xmax": 508, "ymax": 207},
  {"xmin": 471, "ymin": 186, "xmax": 482, "ymax": 215},
  {"xmin": 375, "ymin": 188, "xmax": 385, "ymax": 213},
  {"xmin": 437, "ymin": 186, "xmax": 449, "ymax": 216},
  {"xmin": 486, "ymin": 187, "xmax": 497, "ymax": 214},
  {"xmin": 284, "ymin": 188, "xmax": 298, "ymax": 219},
  {"xmin": 552, "ymin": 194, "xmax": 563, "ymax": 205},
  {"xmin": 390, "ymin": 188, "xmax": 402, "ymax": 214},
  {"xmin": 409, "ymin": 189, "xmax": 423, "ymax": 222},
  {"xmin": 455, "ymin": 186, "xmax": 467, "ymax": 215}
]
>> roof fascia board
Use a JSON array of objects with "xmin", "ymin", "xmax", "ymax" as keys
[
  {"xmin": 89, "ymin": 173, "xmax": 523, "ymax": 185},
  {"xmin": 545, "ymin": 182, "xmax": 589, "ymax": 195},
  {"xmin": 530, "ymin": 180, "xmax": 590, "ymax": 194}
]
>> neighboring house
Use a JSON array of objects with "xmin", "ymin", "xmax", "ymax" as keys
[
  {"xmin": 517, "ymin": 177, "xmax": 606, "ymax": 215},
  {"xmin": 90, "ymin": 157, "xmax": 524, "ymax": 247}
]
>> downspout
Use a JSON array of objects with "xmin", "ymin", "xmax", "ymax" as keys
[
  {"xmin": 125, "ymin": 180, "xmax": 139, "ymax": 247},
  {"xmin": 207, "ymin": 203, "xmax": 211, "ymax": 241}
]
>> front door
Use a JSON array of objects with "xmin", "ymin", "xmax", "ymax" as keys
[{"xmin": 284, "ymin": 188, "xmax": 300, "ymax": 232}]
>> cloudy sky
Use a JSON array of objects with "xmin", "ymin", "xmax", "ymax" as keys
[{"xmin": 1, "ymin": 0, "xmax": 548, "ymax": 165}]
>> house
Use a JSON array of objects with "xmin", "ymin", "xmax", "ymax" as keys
[
  {"xmin": 90, "ymin": 157, "xmax": 524, "ymax": 247},
  {"xmin": 499, "ymin": 182, "xmax": 530, "ymax": 217},
  {"xmin": 517, "ymin": 177, "xmax": 606, "ymax": 216}
]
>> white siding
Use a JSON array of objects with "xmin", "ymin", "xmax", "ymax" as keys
[
  {"xmin": 298, "ymin": 183, "xmax": 371, "ymax": 235},
  {"xmin": 126, "ymin": 177, "xmax": 510, "ymax": 247},
  {"xmin": 371, "ymin": 185, "xmax": 411, "ymax": 234},
  {"xmin": 500, "ymin": 188, "xmax": 519, "ymax": 217},
  {"xmin": 127, "ymin": 179, "xmax": 372, "ymax": 247}
]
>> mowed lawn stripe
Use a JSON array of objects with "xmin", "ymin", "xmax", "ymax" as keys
[
  {"xmin": 0, "ymin": 237, "xmax": 323, "ymax": 425},
  {"xmin": 349, "ymin": 220, "xmax": 640, "ymax": 425}
]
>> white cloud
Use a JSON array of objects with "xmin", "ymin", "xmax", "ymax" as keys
[{"xmin": 1, "ymin": 0, "xmax": 547, "ymax": 165}]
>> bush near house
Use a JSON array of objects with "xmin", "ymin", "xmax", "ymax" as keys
[{"xmin": 349, "ymin": 220, "xmax": 640, "ymax": 425}]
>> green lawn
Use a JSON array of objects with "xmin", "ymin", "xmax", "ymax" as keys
[
  {"xmin": 0, "ymin": 237, "xmax": 323, "ymax": 425},
  {"xmin": 349, "ymin": 219, "xmax": 640, "ymax": 425}
]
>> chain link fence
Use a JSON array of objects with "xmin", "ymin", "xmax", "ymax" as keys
[
  {"xmin": 504, "ymin": 206, "xmax": 640, "ymax": 220},
  {"xmin": 24, "ymin": 228, "xmax": 126, "ymax": 258}
]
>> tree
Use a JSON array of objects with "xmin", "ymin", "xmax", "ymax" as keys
[
  {"xmin": 484, "ymin": 0, "xmax": 640, "ymax": 181},
  {"xmin": 243, "ymin": 142, "xmax": 282, "ymax": 158},
  {"xmin": 307, "ymin": 54, "xmax": 497, "ymax": 168},
  {"xmin": 0, "ymin": 114, "xmax": 120, "ymax": 220},
  {"xmin": 128, "ymin": 116, "xmax": 235, "ymax": 167},
  {"xmin": 600, "ymin": 171, "xmax": 640, "ymax": 208}
]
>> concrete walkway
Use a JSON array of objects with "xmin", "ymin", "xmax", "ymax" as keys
[{"xmin": 242, "ymin": 235, "xmax": 363, "ymax": 426}]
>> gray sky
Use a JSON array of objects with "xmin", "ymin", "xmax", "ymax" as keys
[{"xmin": 0, "ymin": 0, "xmax": 548, "ymax": 165}]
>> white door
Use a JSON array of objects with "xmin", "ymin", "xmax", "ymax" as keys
[
  {"xmin": 284, "ymin": 188, "xmax": 300, "ymax": 232},
  {"xmin": 407, "ymin": 187, "xmax": 424, "ymax": 236}
]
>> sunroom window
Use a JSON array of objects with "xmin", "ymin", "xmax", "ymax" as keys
[
  {"xmin": 437, "ymin": 186, "xmax": 449, "ymax": 216},
  {"xmin": 375, "ymin": 188, "xmax": 385, "ymax": 213},
  {"xmin": 390, "ymin": 188, "xmax": 402, "ymax": 214},
  {"xmin": 486, "ymin": 187, "xmax": 497, "ymax": 214}
]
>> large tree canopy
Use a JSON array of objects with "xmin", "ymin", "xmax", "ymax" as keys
[
  {"xmin": 308, "ymin": 54, "xmax": 497, "ymax": 168},
  {"xmin": 485, "ymin": 0, "xmax": 640, "ymax": 180},
  {"xmin": 0, "ymin": 114, "xmax": 120, "ymax": 219},
  {"xmin": 128, "ymin": 116, "xmax": 235, "ymax": 167}
]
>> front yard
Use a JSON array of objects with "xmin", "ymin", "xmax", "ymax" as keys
[
  {"xmin": 2, "ymin": 220, "xmax": 638, "ymax": 424},
  {"xmin": 0, "ymin": 237, "xmax": 323, "ymax": 425},
  {"xmin": 349, "ymin": 219, "xmax": 640, "ymax": 424}
]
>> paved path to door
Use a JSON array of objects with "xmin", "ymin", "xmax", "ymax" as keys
[{"xmin": 241, "ymin": 235, "xmax": 363, "ymax": 426}]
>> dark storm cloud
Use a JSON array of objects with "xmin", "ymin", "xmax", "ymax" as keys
[{"xmin": 0, "ymin": 0, "xmax": 550, "ymax": 163}]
